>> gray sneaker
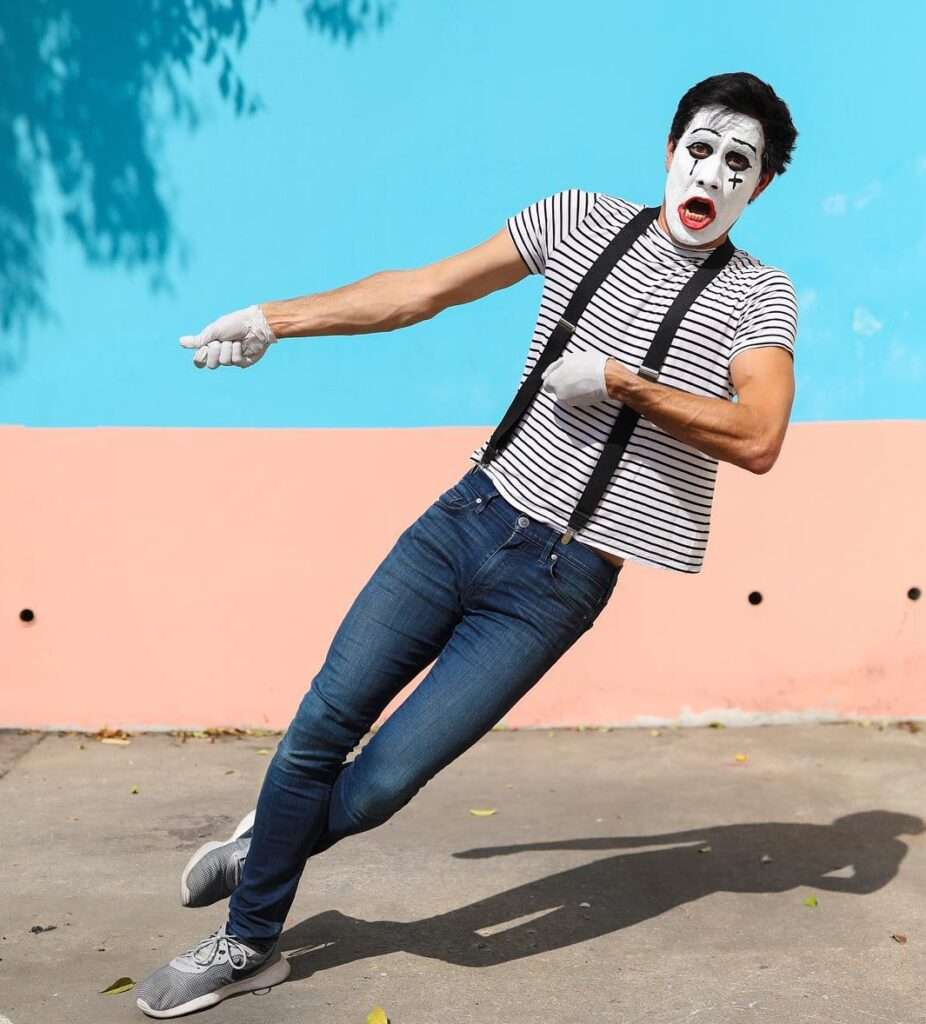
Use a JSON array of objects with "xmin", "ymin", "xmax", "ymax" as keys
[
  {"xmin": 136, "ymin": 924, "xmax": 290, "ymax": 1018},
  {"xmin": 180, "ymin": 810, "xmax": 255, "ymax": 908}
]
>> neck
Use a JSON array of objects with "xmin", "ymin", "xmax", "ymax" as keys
[{"xmin": 656, "ymin": 203, "xmax": 728, "ymax": 251}]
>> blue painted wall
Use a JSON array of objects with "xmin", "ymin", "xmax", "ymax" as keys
[{"xmin": 2, "ymin": 0, "xmax": 923, "ymax": 427}]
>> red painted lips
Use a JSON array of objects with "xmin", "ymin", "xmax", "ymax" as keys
[{"xmin": 678, "ymin": 196, "xmax": 716, "ymax": 231}]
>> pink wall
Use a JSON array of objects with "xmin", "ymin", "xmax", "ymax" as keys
[{"xmin": 2, "ymin": 422, "xmax": 924, "ymax": 731}]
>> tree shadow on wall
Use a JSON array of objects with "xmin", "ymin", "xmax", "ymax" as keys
[{"xmin": 0, "ymin": 0, "xmax": 395, "ymax": 375}]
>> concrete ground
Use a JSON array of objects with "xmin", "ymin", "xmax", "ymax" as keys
[{"xmin": 1, "ymin": 723, "xmax": 924, "ymax": 1024}]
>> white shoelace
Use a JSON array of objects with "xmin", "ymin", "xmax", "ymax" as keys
[{"xmin": 187, "ymin": 929, "xmax": 250, "ymax": 970}]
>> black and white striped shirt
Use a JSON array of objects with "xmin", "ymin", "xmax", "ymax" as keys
[{"xmin": 469, "ymin": 189, "xmax": 798, "ymax": 574}]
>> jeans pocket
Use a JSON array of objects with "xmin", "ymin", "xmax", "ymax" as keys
[
  {"xmin": 547, "ymin": 556, "xmax": 608, "ymax": 625},
  {"xmin": 435, "ymin": 476, "xmax": 480, "ymax": 512}
]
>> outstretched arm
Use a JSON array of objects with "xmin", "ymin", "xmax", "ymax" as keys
[
  {"xmin": 454, "ymin": 829, "xmax": 710, "ymax": 859},
  {"xmin": 182, "ymin": 227, "xmax": 529, "ymax": 369},
  {"xmin": 264, "ymin": 227, "xmax": 529, "ymax": 338}
]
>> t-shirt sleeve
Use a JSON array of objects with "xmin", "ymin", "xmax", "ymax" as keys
[
  {"xmin": 729, "ymin": 268, "xmax": 798, "ymax": 370},
  {"xmin": 505, "ymin": 188, "xmax": 600, "ymax": 275}
]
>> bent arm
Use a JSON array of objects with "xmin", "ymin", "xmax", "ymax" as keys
[
  {"xmin": 604, "ymin": 345, "xmax": 795, "ymax": 474},
  {"xmin": 261, "ymin": 227, "xmax": 530, "ymax": 339},
  {"xmin": 812, "ymin": 849, "xmax": 903, "ymax": 894}
]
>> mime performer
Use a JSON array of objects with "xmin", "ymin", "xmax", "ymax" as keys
[{"xmin": 137, "ymin": 71, "xmax": 799, "ymax": 1018}]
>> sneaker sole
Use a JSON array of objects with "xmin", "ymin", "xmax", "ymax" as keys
[
  {"xmin": 180, "ymin": 810, "xmax": 256, "ymax": 907},
  {"xmin": 136, "ymin": 953, "xmax": 291, "ymax": 1018}
]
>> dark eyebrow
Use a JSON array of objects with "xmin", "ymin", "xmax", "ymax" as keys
[
  {"xmin": 732, "ymin": 137, "xmax": 757, "ymax": 155},
  {"xmin": 690, "ymin": 127, "xmax": 721, "ymax": 137}
]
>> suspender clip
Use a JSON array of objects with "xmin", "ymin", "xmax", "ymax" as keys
[
  {"xmin": 560, "ymin": 528, "xmax": 575, "ymax": 545},
  {"xmin": 638, "ymin": 365, "xmax": 659, "ymax": 382},
  {"xmin": 558, "ymin": 317, "xmax": 577, "ymax": 335}
]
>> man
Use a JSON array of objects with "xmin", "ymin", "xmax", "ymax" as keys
[{"xmin": 137, "ymin": 71, "xmax": 798, "ymax": 1017}]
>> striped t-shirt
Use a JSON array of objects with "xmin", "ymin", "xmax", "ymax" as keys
[{"xmin": 469, "ymin": 189, "xmax": 798, "ymax": 575}]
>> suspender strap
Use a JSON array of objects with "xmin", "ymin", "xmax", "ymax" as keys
[
  {"xmin": 479, "ymin": 206, "xmax": 658, "ymax": 466},
  {"xmin": 562, "ymin": 235, "xmax": 735, "ymax": 543},
  {"xmin": 638, "ymin": 236, "xmax": 735, "ymax": 383}
]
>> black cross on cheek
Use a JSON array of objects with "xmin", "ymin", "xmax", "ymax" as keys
[{"xmin": 729, "ymin": 173, "xmax": 744, "ymax": 189}]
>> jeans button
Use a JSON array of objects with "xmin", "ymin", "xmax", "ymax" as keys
[{"xmin": 517, "ymin": 515, "xmax": 530, "ymax": 528}]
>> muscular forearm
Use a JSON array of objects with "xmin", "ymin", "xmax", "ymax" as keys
[
  {"xmin": 605, "ymin": 359, "xmax": 763, "ymax": 473},
  {"xmin": 260, "ymin": 269, "xmax": 435, "ymax": 339}
]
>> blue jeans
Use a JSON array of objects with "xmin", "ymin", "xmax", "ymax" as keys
[{"xmin": 227, "ymin": 465, "xmax": 623, "ymax": 941}]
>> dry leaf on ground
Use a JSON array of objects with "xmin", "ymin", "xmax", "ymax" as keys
[
  {"xmin": 367, "ymin": 1007, "xmax": 389, "ymax": 1024},
  {"xmin": 101, "ymin": 977, "xmax": 136, "ymax": 995},
  {"xmin": 95, "ymin": 727, "xmax": 131, "ymax": 738}
]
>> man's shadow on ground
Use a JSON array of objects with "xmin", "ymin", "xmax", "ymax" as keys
[{"xmin": 279, "ymin": 811, "xmax": 922, "ymax": 976}]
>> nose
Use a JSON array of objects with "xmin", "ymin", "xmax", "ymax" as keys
[
  {"xmin": 695, "ymin": 156, "xmax": 723, "ymax": 191},
  {"xmin": 695, "ymin": 173, "xmax": 721, "ymax": 191}
]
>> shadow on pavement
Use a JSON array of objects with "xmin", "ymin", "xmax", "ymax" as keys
[{"xmin": 280, "ymin": 810, "xmax": 923, "ymax": 974}]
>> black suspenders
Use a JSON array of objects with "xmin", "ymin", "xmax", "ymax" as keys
[{"xmin": 479, "ymin": 205, "xmax": 735, "ymax": 544}]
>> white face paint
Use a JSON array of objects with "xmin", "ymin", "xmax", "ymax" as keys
[{"xmin": 664, "ymin": 105, "xmax": 765, "ymax": 246}]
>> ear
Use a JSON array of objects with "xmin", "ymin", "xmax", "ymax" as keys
[
  {"xmin": 665, "ymin": 135, "xmax": 676, "ymax": 173},
  {"xmin": 748, "ymin": 170, "xmax": 775, "ymax": 204}
]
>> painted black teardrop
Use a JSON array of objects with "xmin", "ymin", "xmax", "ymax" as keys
[
  {"xmin": 909, "ymin": 587, "xmax": 921, "ymax": 602},
  {"xmin": 748, "ymin": 591, "xmax": 763, "ymax": 606},
  {"xmin": 19, "ymin": 608, "xmax": 35, "ymax": 622}
]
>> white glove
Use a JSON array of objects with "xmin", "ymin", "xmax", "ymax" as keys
[
  {"xmin": 179, "ymin": 304, "xmax": 277, "ymax": 370},
  {"xmin": 540, "ymin": 350, "xmax": 611, "ymax": 406}
]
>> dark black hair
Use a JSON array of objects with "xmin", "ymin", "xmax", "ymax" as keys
[{"xmin": 670, "ymin": 72, "xmax": 798, "ymax": 177}]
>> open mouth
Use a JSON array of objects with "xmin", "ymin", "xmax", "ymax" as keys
[{"xmin": 678, "ymin": 196, "xmax": 716, "ymax": 231}]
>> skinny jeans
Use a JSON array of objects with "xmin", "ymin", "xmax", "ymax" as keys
[{"xmin": 228, "ymin": 465, "xmax": 623, "ymax": 941}]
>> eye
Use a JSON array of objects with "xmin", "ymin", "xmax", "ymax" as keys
[
  {"xmin": 687, "ymin": 141, "xmax": 712, "ymax": 159},
  {"xmin": 726, "ymin": 152, "xmax": 751, "ymax": 172}
]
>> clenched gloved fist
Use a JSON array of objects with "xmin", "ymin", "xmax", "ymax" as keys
[
  {"xmin": 179, "ymin": 305, "xmax": 277, "ymax": 370},
  {"xmin": 540, "ymin": 350, "xmax": 611, "ymax": 407}
]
